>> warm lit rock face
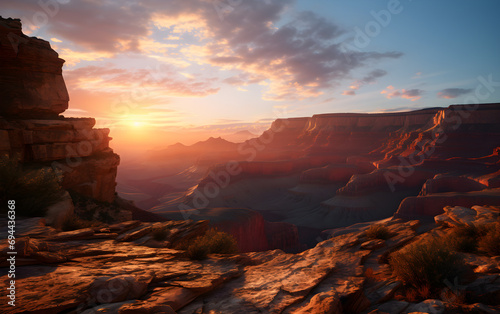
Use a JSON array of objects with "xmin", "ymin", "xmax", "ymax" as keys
[
  {"xmin": 4, "ymin": 208, "xmax": 499, "ymax": 313},
  {"xmin": 0, "ymin": 16, "xmax": 119, "ymax": 202},
  {"xmin": 0, "ymin": 17, "xmax": 68, "ymax": 118}
]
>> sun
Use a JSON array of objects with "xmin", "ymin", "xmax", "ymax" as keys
[{"xmin": 132, "ymin": 121, "xmax": 143, "ymax": 127}]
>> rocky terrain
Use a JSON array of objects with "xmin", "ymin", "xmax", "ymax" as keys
[{"xmin": 1, "ymin": 205, "xmax": 499, "ymax": 313}]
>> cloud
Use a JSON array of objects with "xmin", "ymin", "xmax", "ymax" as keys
[
  {"xmin": 63, "ymin": 64, "xmax": 219, "ymax": 123},
  {"xmin": 59, "ymin": 48, "xmax": 114, "ymax": 67},
  {"xmin": 378, "ymin": 106, "xmax": 421, "ymax": 113},
  {"xmin": 194, "ymin": 5, "xmax": 401, "ymax": 100},
  {"xmin": 65, "ymin": 65, "xmax": 219, "ymax": 98},
  {"xmin": 361, "ymin": 69, "xmax": 387, "ymax": 84},
  {"xmin": 437, "ymin": 88, "xmax": 473, "ymax": 99},
  {"xmin": 342, "ymin": 90, "xmax": 356, "ymax": 96},
  {"xmin": 4, "ymin": 0, "xmax": 402, "ymax": 100},
  {"xmin": 3, "ymin": 0, "xmax": 152, "ymax": 53},
  {"xmin": 411, "ymin": 71, "xmax": 447, "ymax": 80},
  {"xmin": 344, "ymin": 69, "xmax": 387, "ymax": 94},
  {"xmin": 381, "ymin": 86, "xmax": 424, "ymax": 101}
]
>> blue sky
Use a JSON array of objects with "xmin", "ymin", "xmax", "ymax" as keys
[{"xmin": 2, "ymin": 0, "xmax": 500, "ymax": 145}]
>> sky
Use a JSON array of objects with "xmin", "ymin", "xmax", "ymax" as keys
[{"xmin": 2, "ymin": 0, "xmax": 500, "ymax": 151}]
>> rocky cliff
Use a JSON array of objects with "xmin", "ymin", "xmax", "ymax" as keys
[
  {"xmin": 0, "ymin": 17, "xmax": 68, "ymax": 118},
  {"xmin": 0, "ymin": 16, "xmax": 119, "ymax": 202}
]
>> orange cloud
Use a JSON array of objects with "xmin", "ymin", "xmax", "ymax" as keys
[{"xmin": 65, "ymin": 65, "xmax": 219, "ymax": 98}]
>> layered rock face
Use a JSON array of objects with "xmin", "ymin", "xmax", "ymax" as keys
[
  {"xmin": 0, "ymin": 16, "xmax": 119, "ymax": 202},
  {"xmin": 0, "ymin": 17, "xmax": 68, "ymax": 118}
]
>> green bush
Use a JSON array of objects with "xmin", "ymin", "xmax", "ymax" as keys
[
  {"xmin": 366, "ymin": 224, "xmax": 392, "ymax": 240},
  {"xmin": 478, "ymin": 222, "xmax": 500, "ymax": 256},
  {"xmin": 0, "ymin": 156, "xmax": 64, "ymax": 217},
  {"xmin": 389, "ymin": 239, "xmax": 465, "ymax": 289},
  {"xmin": 186, "ymin": 228, "xmax": 238, "ymax": 260}
]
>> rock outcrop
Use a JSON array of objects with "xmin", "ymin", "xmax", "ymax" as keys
[
  {"xmin": 3, "ymin": 205, "xmax": 498, "ymax": 313},
  {"xmin": 0, "ymin": 17, "xmax": 68, "ymax": 118},
  {"xmin": 0, "ymin": 16, "xmax": 119, "ymax": 203}
]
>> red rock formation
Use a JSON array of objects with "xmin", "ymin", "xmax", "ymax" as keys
[
  {"xmin": 395, "ymin": 188, "xmax": 500, "ymax": 219},
  {"xmin": 209, "ymin": 208, "xmax": 269, "ymax": 252},
  {"xmin": 420, "ymin": 175, "xmax": 488, "ymax": 196},
  {"xmin": 206, "ymin": 208, "xmax": 302, "ymax": 253},
  {"xmin": 0, "ymin": 17, "xmax": 68, "ymax": 118},
  {"xmin": 0, "ymin": 16, "xmax": 119, "ymax": 203},
  {"xmin": 264, "ymin": 220, "xmax": 303, "ymax": 252},
  {"xmin": 300, "ymin": 164, "xmax": 360, "ymax": 184}
]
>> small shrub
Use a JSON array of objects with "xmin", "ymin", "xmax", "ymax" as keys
[
  {"xmin": 186, "ymin": 241, "xmax": 210, "ymax": 260},
  {"xmin": 205, "ymin": 228, "xmax": 239, "ymax": 254},
  {"xmin": 478, "ymin": 222, "xmax": 500, "ymax": 256},
  {"xmin": 185, "ymin": 228, "xmax": 238, "ymax": 260},
  {"xmin": 399, "ymin": 284, "xmax": 432, "ymax": 303},
  {"xmin": 152, "ymin": 228, "xmax": 169, "ymax": 241},
  {"xmin": 61, "ymin": 214, "xmax": 95, "ymax": 231},
  {"xmin": 417, "ymin": 284, "xmax": 431, "ymax": 299},
  {"xmin": 404, "ymin": 288, "xmax": 419, "ymax": 302},
  {"xmin": 97, "ymin": 210, "xmax": 114, "ymax": 224},
  {"xmin": 0, "ymin": 156, "xmax": 64, "ymax": 217},
  {"xmin": 389, "ymin": 239, "xmax": 465, "ymax": 289},
  {"xmin": 366, "ymin": 224, "xmax": 391, "ymax": 240},
  {"xmin": 444, "ymin": 224, "xmax": 481, "ymax": 253},
  {"xmin": 440, "ymin": 287, "xmax": 466, "ymax": 304}
]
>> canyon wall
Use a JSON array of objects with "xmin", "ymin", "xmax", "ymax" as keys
[
  {"xmin": 0, "ymin": 17, "xmax": 119, "ymax": 203},
  {"xmin": 184, "ymin": 102, "xmax": 500, "ymax": 242}
]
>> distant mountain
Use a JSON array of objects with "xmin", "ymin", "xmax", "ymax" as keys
[
  {"xmin": 223, "ymin": 130, "xmax": 258, "ymax": 143},
  {"xmin": 167, "ymin": 142, "xmax": 187, "ymax": 149},
  {"xmin": 191, "ymin": 136, "xmax": 237, "ymax": 151}
]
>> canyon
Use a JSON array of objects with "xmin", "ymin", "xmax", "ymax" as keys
[{"xmin": 124, "ymin": 103, "xmax": 500, "ymax": 249}]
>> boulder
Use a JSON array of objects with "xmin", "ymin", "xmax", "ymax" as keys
[
  {"xmin": 405, "ymin": 299, "xmax": 445, "ymax": 314},
  {"xmin": 361, "ymin": 239, "xmax": 386, "ymax": 250},
  {"xmin": 372, "ymin": 300, "xmax": 409, "ymax": 314},
  {"xmin": 89, "ymin": 274, "xmax": 153, "ymax": 304},
  {"xmin": 293, "ymin": 291, "xmax": 342, "ymax": 314}
]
